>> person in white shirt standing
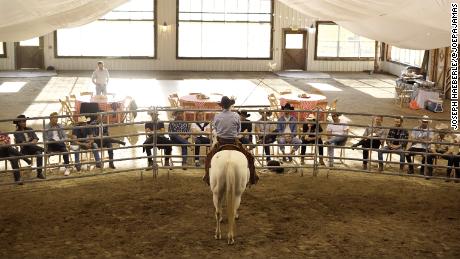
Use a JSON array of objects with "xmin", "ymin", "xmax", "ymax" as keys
[{"xmin": 91, "ymin": 61, "xmax": 110, "ymax": 95}]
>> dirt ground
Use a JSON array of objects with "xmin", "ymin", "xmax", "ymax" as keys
[{"xmin": 0, "ymin": 169, "xmax": 459, "ymax": 258}]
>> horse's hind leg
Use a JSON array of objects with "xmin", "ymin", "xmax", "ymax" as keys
[
  {"xmin": 234, "ymin": 192, "xmax": 243, "ymax": 220},
  {"xmin": 213, "ymin": 194, "xmax": 222, "ymax": 240}
]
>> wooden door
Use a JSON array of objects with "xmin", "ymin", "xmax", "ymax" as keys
[
  {"xmin": 15, "ymin": 37, "xmax": 44, "ymax": 69},
  {"xmin": 282, "ymin": 29, "xmax": 307, "ymax": 70}
]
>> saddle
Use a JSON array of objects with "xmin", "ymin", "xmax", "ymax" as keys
[{"xmin": 204, "ymin": 140, "xmax": 258, "ymax": 185}]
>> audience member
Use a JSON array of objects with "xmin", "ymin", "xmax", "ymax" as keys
[
  {"xmin": 13, "ymin": 115, "xmax": 45, "ymax": 179},
  {"xmin": 191, "ymin": 111, "xmax": 211, "ymax": 167},
  {"xmin": 168, "ymin": 110, "xmax": 191, "ymax": 168},
  {"xmin": 324, "ymin": 112, "xmax": 349, "ymax": 167},
  {"xmin": 377, "ymin": 116, "xmax": 408, "ymax": 171},
  {"xmin": 426, "ymin": 123, "xmax": 457, "ymax": 179},
  {"xmin": 238, "ymin": 111, "xmax": 253, "ymax": 145},
  {"xmin": 70, "ymin": 116, "xmax": 101, "ymax": 172},
  {"xmin": 45, "ymin": 112, "xmax": 71, "ymax": 175},
  {"xmin": 351, "ymin": 116, "xmax": 386, "ymax": 170},
  {"xmin": 143, "ymin": 111, "xmax": 172, "ymax": 168},
  {"xmin": 254, "ymin": 109, "xmax": 277, "ymax": 161},
  {"xmin": 276, "ymin": 103, "xmax": 302, "ymax": 162},
  {"xmin": 405, "ymin": 115, "xmax": 433, "ymax": 175},
  {"xmin": 1, "ymin": 130, "xmax": 32, "ymax": 184},
  {"xmin": 90, "ymin": 114, "xmax": 126, "ymax": 169},
  {"xmin": 300, "ymin": 114, "xmax": 325, "ymax": 165}
]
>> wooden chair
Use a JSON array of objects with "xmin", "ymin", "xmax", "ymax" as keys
[
  {"xmin": 325, "ymin": 98, "xmax": 338, "ymax": 122},
  {"xmin": 268, "ymin": 93, "xmax": 280, "ymax": 120},
  {"xmin": 59, "ymin": 99, "xmax": 75, "ymax": 126},
  {"xmin": 66, "ymin": 95, "xmax": 76, "ymax": 110}
]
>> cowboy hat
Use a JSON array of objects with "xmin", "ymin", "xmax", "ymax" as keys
[
  {"xmin": 237, "ymin": 110, "xmax": 251, "ymax": 118},
  {"xmin": 435, "ymin": 123, "xmax": 448, "ymax": 130},
  {"xmin": 258, "ymin": 108, "xmax": 272, "ymax": 117},
  {"xmin": 218, "ymin": 96, "xmax": 235, "ymax": 109},
  {"xmin": 76, "ymin": 116, "xmax": 89, "ymax": 124},
  {"xmin": 306, "ymin": 114, "xmax": 316, "ymax": 121},
  {"xmin": 281, "ymin": 103, "xmax": 294, "ymax": 110},
  {"xmin": 420, "ymin": 115, "xmax": 431, "ymax": 122},
  {"xmin": 13, "ymin": 114, "xmax": 29, "ymax": 125}
]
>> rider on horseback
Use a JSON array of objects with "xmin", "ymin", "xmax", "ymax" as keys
[{"xmin": 203, "ymin": 96, "xmax": 258, "ymax": 186}]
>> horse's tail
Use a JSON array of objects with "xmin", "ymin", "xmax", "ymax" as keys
[{"xmin": 225, "ymin": 157, "xmax": 236, "ymax": 237}]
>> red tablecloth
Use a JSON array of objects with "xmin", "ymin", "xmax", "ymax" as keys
[
  {"xmin": 179, "ymin": 94, "xmax": 221, "ymax": 121},
  {"xmin": 75, "ymin": 95, "xmax": 127, "ymax": 123},
  {"xmin": 279, "ymin": 94, "xmax": 328, "ymax": 121}
]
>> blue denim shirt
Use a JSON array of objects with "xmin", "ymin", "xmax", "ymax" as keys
[
  {"xmin": 213, "ymin": 110, "xmax": 241, "ymax": 139},
  {"xmin": 277, "ymin": 116, "xmax": 297, "ymax": 136},
  {"xmin": 45, "ymin": 123, "xmax": 67, "ymax": 142}
]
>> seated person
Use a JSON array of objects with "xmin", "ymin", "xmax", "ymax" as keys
[
  {"xmin": 1, "ymin": 130, "xmax": 32, "ymax": 184},
  {"xmin": 45, "ymin": 112, "xmax": 71, "ymax": 176},
  {"xmin": 13, "ymin": 114, "xmax": 45, "ymax": 179},
  {"xmin": 426, "ymin": 123, "xmax": 457, "ymax": 179},
  {"xmin": 324, "ymin": 112, "xmax": 349, "ymax": 167},
  {"xmin": 90, "ymin": 114, "xmax": 126, "ymax": 169},
  {"xmin": 203, "ymin": 96, "xmax": 257, "ymax": 185},
  {"xmin": 254, "ymin": 109, "xmax": 277, "ymax": 161},
  {"xmin": 276, "ymin": 103, "xmax": 302, "ymax": 162},
  {"xmin": 70, "ymin": 116, "xmax": 102, "ymax": 171},
  {"xmin": 191, "ymin": 111, "xmax": 211, "ymax": 167},
  {"xmin": 300, "ymin": 114, "xmax": 324, "ymax": 165},
  {"xmin": 168, "ymin": 110, "xmax": 191, "ymax": 168},
  {"xmin": 351, "ymin": 116, "xmax": 386, "ymax": 170},
  {"xmin": 405, "ymin": 115, "xmax": 433, "ymax": 175},
  {"xmin": 143, "ymin": 110, "xmax": 173, "ymax": 167},
  {"xmin": 238, "ymin": 111, "xmax": 253, "ymax": 145},
  {"xmin": 377, "ymin": 116, "xmax": 408, "ymax": 171}
]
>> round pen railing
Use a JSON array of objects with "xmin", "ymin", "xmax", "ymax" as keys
[{"xmin": 0, "ymin": 107, "xmax": 456, "ymax": 186}]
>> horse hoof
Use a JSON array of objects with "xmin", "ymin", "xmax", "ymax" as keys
[
  {"xmin": 235, "ymin": 214, "xmax": 239, "ymax": 220},
  {"xmin": 214, "ymin": 234, "xmax": 221, "ymax": 240},
  {"xmin": 227, "ymin": 239, "xmax": 235, "ymax": 245}
]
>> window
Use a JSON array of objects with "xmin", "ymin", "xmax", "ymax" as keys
[
  {"xmin": 56, "ymin": 0, "xmax": 155, "ymax": 58},
  {"xmin": 177, "ymin": 0, "xmax": 273, "ymax": 59},
  {"xmin": 389, "ymin": 46, "xmax": 425, "ymax": 67},
  {"xmin": 0, "ymin": 42, "xmax": 6, "ymax": 57},
  {"xmin": 315, "ymin": 21, "xmax": 375, "ymax": 60}
]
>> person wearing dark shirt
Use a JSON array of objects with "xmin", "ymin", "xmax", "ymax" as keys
[
  {"xmin": 377, "ymin": 116, "xmax": 408, "ymax": 171},
  {"xmin": 70, "ymin": 116, "xmax": 101, "ymax": 172},
  {"xmin": 13, "ymin": 115, "xmax": 45, "ymax": 179},
  {"xmin": 90, "ymin": 115, "xmax": 126, "ymax": 169},
  {"xmin": 143, "ymin": 111, "xmax": 173, "ymax": 167},
  {"xmin": 191, "ymin": 111, "xmax": 211, "ymax": 167},
  {"xmin": 1, "ymin": 131, "xmax": 32, "ymax": 184},
  {"xmin": 168, "ymin": 111, "xmax": 191, "ymax": 168},
  {"xmin": 300, "ymin": 114, "xmax": 325, "ymax": 165},
  {"xmin": 238, "ymin": 111, "xmax": 253, "ymax": 145}
]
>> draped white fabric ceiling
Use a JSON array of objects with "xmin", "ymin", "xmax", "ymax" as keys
[
  {"xmin": 0, "ymin": 0, "xmax": 128, "ymax": 42},
  {"xmin": 0, "ymin": 0, "xmax": 454, "ymax": 49},
  {"xmin": 279, "ymin": 0, "xmax": 455, "ymax": 50}
]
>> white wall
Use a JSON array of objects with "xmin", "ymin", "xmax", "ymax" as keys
[
  {"xmin": 381, "ymin": 61, "xmax": 407, "ymax": 76},
  {"xmin": 0, "ymin": 0, "xmax": 376, "ymax": 72}
]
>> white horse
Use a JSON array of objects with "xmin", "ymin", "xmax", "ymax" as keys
[{"xmin": 210, "ymin": 150, "xmax": 250, "ymax": 245}]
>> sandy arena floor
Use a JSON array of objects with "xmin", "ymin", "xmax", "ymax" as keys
[{"xmin": 0, "ymin": 169, "xmax": 459, "ymax": 258}]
